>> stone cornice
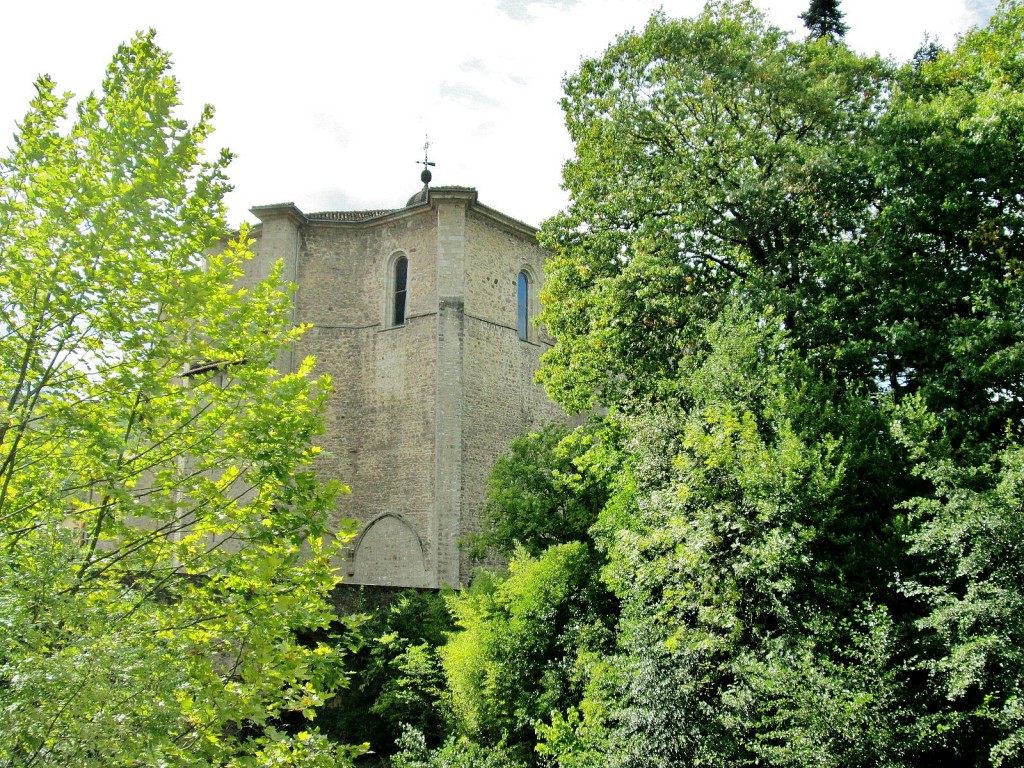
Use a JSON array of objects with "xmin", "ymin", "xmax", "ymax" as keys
[
  {"xmin": 248, "ymin": 188, "xmax": 539, "ymax": 240},
  {"xmin": 249, "ymin": 202, "xmax": 308, "ymax": 227}
]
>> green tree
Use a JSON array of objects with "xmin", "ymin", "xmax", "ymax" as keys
[
  {"xmin": 895, "ymin": 401, "xmax": 1024, "ymax": 766},
  {"xmin": 539, "ymin": 307, "xmax": 915, "ymax": 767},
  {"xmin": 867, "ymin": 0, "xmax": 1024, "ymax": 455},
  {"xmin": 800, "ymin": 0, "xmax": 848, "ymax": 40},
  {"xmin": 469, "ymin": 421, "xmax": 612, "ymax": 559},
  {"xmin": 315, "ymin": 590, "xmax": 453, "ymax": 757},
  {"xmin": 0, "ymin": 33, "xmax": 361, "ymax": 767},
  {"xmin": 533, "ymin": 1, "xmax": 1024, "ymax": 765},
  {"xmin": 538, "ymin": 1, "xmax": 888, "ymax": 413},
  {"xmin": 441, "ymin": 543, "xmax": 613, "ymax": 765},
  {"xmin": 391, "ymin": 726, "xmax": 527, "ymax": 768}
]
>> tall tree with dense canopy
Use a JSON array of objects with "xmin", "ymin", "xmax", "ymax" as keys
[
  {"xmin": 0, "ymin": 32, "xmax": 361, "ymax": 767},
  {"xmin": 523, "ymin": 1, "xmax": 1024, "ymax": 766},
  {"xmin": 537, "ymin": 1, "xmax": 887, "ymax": 414}
]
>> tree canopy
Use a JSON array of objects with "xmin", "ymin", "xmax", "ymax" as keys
[
  {"xmin": 0, "ymin": 32, "xmax": 361, "ymax": 767},
  {"xmin": 403, "ymin": 2, "xmax": 1024, "ymax": 767}
]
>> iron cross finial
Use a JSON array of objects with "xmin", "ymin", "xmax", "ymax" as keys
[{"xmin": 420, "ymin": 136, "xmax": 436, "ymax": 169}]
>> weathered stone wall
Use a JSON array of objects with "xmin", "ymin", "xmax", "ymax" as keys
[
  {"xmin": 292, "ymin": 211, "xmax": 439, "ymax": 587},
  {"xmin": 459, "ymin": 212, "xmax": 564, "ymax": 578}
]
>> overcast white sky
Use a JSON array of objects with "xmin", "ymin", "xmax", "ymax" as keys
[{"xmin": 1, "ymin": 0, "xmax": 998, "ymax": 228}]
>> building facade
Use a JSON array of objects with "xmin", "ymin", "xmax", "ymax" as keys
[{"xmin": 240, "ymin": 186, "xmax": 563, "ymax": 588}]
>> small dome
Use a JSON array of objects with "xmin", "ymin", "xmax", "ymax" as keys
[{"xmin": 406, "ymin": 186, "xmax": 429, "ymax": 207}]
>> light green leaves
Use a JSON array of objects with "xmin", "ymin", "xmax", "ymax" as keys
[{"xmin": 0, "ymin": 32, "xmax": 356, "ymax": 768}]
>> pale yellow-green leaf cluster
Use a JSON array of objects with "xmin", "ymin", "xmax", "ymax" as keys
[{"xmin": 0, "ymin": 32, "xmax": 358, "ymax": 768}]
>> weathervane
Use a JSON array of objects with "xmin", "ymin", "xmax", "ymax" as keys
[{"xmin": 418, "ymin": 135, "xmax": 435, "ymax": 185}]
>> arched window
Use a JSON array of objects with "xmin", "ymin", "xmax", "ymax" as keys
[
  {"xmin": 393, "ymin": 255, "xmax": 408, "ymax": 326},
  {"xmin": 517, "ymin": 270, "xmax": 530, "ymax": 341}
]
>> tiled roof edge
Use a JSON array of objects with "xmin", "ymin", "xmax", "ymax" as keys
[{"xmin": 305, "ymin": 209, "xmax": 397, "ymax": 221}]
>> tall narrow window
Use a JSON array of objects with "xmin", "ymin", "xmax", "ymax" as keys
[
  {"xmin": 393, "ymin": 256, "xmax": 408, "ymax": 326},
  {"xmin": 517, "ymin": 271, "xmax": 529, "ymax": 341}
]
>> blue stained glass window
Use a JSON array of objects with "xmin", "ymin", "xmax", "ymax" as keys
[{"xmin": 517, "ymin": 271, "xmax": 529, "ymax": 341}]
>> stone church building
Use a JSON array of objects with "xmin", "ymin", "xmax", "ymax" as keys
[{"xmin": 239, "ymin": 184, "xmax": 563, "ymax": 589}]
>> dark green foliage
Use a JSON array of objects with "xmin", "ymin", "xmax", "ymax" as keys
[
  {"xmin": 867, "ymin": 5, "xmax": 1024, "ymax": 456},
  {"xmin": 540, "ymin": 307, "xmax": 919, "ymax": 766},
  {"xmin": 898, "ymin": 407, "xmax": 1024, "ymax": 766},
  {"xmin": 315, "ymin": 590, "xmax": 452, "ymax": 759},
  {"xmin": 470, "ymin": 422, "xmax": 613, "ymax": 559},
  {"xmin": 912, "ymin": 35, "xmax": 942, "ymax": 68},
  {"xmin": 800, "ymin": 0, "xmax": 848, "ymax": 39},
  {"xmin": 741, "ymin": 606, "xmax": 915, "ymax": 767}
]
